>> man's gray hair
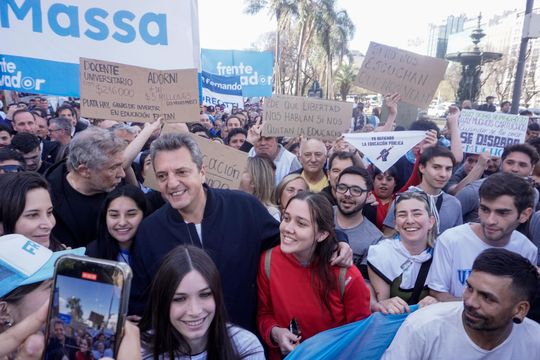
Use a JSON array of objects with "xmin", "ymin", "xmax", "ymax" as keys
[
  {"xmin": 50, "ymin": 117, "xmax": 73, "ymax": 134},
  {"xmin": 67, "ymin": 127, "xmax": 126, "ymax": 171},
  {"xmin": 150, "ymin": 133, "xmax": 203, "ymax": 170}
]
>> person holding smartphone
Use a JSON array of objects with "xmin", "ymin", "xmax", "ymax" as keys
[
  {"xmin": 0, "ymin": 234, "xmax": 84, "ymax": 338},
  {"xmin": 257, "ymin": 192, "xmax": 371, "ymax": 359},
  {"xmin": 139, "ymin": 245, "xmax": 265, "ymax": 360}
]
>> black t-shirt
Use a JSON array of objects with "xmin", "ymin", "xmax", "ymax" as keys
[{"xmin": 58, "ymin": 176, "xmax": 107, "ymax": 247}]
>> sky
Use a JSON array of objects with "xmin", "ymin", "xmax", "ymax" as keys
[
  {"xmin": 199, "ymin": 0, "xmax": 522, "ymax": 54},
  {"xmin": 57, "ymin": 275, "xmax": 121, "ymax": 331}
]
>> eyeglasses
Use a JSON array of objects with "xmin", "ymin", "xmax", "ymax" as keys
[
  {"xmin": 335, "ymin": 183, "xmax": 368, "ymax": 197},
  {"xmin": 0, "ymin": 165, "xmax": 25, "ymax": 173}
]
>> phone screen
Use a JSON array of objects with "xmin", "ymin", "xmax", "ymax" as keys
[{"xmin": 43, "ymin": 256, "xmax": 130, "ymax": 360}]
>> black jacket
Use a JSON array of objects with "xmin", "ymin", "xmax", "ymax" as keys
[{"xmin": 129, "ymin": 186, "xmax": 280, "ymax": 331}]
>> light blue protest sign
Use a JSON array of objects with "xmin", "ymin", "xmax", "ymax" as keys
[
  {"xmin": 201, "ymin": 49, "xmax": 273, "ymax": 97},
  {"xmin": 201, "ymin": 71, "xmax": 243, "ymax": 112}
]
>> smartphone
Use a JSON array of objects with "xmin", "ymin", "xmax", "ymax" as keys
[{"xmin": 42, "ymin": 255, "xmax": 132, "ymax": 360}]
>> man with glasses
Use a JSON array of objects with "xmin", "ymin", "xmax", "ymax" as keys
[
  {"xmin": 0, "ymin": 148, "xmax": 25, "ymax": 174},
  {"xmin": 334, "ymin": 166, "xmax": 384, "ymax": 277},
  {"xmin": 48, "ymin": 117, "xmax": 73, "ymax": 163}
]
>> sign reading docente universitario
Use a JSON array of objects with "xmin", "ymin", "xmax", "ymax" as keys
[
  {"xmin": 343, "ymin": 131, "xmax": 426, "ymax": 172},
  {"xmin": 80, "ymin": 58, "xmax": 199, "ymax": 123},
  {"xmin": 145, "ymin": 126, "xmax": 248, "ymax": 190},
  {"xmin": 0, "ymin": 0, "xmax": 200, "ymax": 96},
  {"xmin": 459, "ymin": 110, "xmax": 528, "ymax": 157},
  {"xmin": 356, "ymin": 42, "xmax": 448, "ymax": 109},
  {"xmin": 262, "ymin": 95, "xmax": 353, "ymax": 139}
]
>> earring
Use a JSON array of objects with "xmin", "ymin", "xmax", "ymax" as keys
[{"xmin": 512, "ymin": 317, "xmax": 523, "ymax": 324}]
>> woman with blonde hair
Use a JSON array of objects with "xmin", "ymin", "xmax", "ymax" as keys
[
  {"xmin": 367, "ymin": 192, "xmax": 438, "ymax": 315},
  {"xmin": 239, "ymin": 156, "xmax": 280, "ymax": 220},
  {"xmin": 274, "ymin": 174, "xmax": 308, "ymax": 214}
]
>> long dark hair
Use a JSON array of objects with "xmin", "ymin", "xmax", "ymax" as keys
[
  {"xmin": 139, "ymin": 245, "xmax": 241, "ymax": 360},
  {"xmin": 282, "ymin": 192, "xmax": 339, "ymax": 319},
  {"xmin": 94, "ymin": 184, "xmax": 148, "ymax": 261},
  {"xmin": 0, "ymin": 172, "xmax": 64, "ymax": 251}
]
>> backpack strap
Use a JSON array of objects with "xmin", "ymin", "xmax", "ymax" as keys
[
  {"xmin": 407, "ymin": 258, "xmax": 433, "ymax": 305},
  {"xmin": 339, "ymin": 267, "xmax": 347, "ymax": 300},
  {"xmin": 264, "ymin": 248, "xmax": 273, "ymax": 280}
]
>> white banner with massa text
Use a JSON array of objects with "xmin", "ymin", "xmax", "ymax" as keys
[
  {"xmin": 343, "ymin": 131, "xmax": 426, "ymax": 172},
  {"xmin": 0, "ymin": 0, "xmax": 200, "ymax": 96}
]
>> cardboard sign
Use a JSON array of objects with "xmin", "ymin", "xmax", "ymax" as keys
[
  {"xmin": 459, "ymin": 110, "xmax": 528, "ymax": 157},
  {"xmin": 144, "ymin": 127, "xmax": 248, "ymax": 191},
  {"xmin": 262, "ymin": 95, "xmax": 353, "ymax": 139},
  {"xmin": 0, "ymin": 0, "xmax": 199, "ymax": 97},
  {"xmin": 80, "ymin": 58, "xmax": 199, "ymax": 123},
  {"xmin": 343, "ymin": 131, "xmax": 426, "ymax": 172},
  {"xmin": 356, "ymin": 42, "xmax": 448, "ymax": 108}
]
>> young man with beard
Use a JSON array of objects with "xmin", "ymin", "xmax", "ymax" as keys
[
  {"xmin": 383, "ymin": 145, "xmax": 462, "ymax": 237},
  {"xmin": 334, "ymin": 166, "xmax": 384, "ymax": 277},
  {"xmin": 384, "ymin": 248, "xmax": 540, "ymax": 359},
  {"xmin": 427, "ymin": 173, "xmax": 537, "ymax": 302}
]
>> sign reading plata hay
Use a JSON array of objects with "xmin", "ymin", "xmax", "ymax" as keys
[
  {"xmin": 356, "ymin": 42, "xmax": 448, "ymax": 108},
  {"xmin": 262, "ymin": 95, "xmax": 352, "ymax": 139},
  {"xmin": 144, "ymin": 127, "xmax": 248, "ymax": 191},
  {"xmin": 80, "ymin": 58, "xmax": 199, "ymax": 123}
]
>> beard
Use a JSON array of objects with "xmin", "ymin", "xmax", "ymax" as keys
[{"xmin": 337, "ymin": 198, "xmax": 365, "ymax": 216}]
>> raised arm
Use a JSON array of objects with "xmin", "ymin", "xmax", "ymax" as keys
[
  {"xmin": 375, "ymin": 93, "xmax": 400, "ymax": 132},
  {"xmin": 446, "ymin": 106, "xmax": 463, "ymax": 164}
]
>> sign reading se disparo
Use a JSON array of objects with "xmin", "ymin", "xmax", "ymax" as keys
[{"xmin": 0, "ymin": 0, "xmax": 200, "ymax": 96}]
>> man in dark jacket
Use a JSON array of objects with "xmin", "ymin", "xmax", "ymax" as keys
[{"xmin": 129, "ymin": 133, "xmax": 352, "ymax": 331}]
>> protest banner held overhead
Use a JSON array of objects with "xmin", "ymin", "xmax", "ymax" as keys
[
  {"xmin": 459, "ymin": 110, "xmax": 529, "ymax": 157},
  {"xmin": 262, "ymin": 95, "xmax": 353, "ymax": 139},
  {"xmin": 201, "ymin": 49, "xmax": 273, "ymax": 97},
  {"xmin": 0, "ymin": 0, "xmax": 200, "ymax": 96},
  {"xmin": 145, "ymin": 125, "xmax": 248, "ymax": 190},
  {"xmin": 201, "ymin": 71, "xmax": 243, "ymax": 112},
  {"xmin": 356, "ymin": 42, "xmax": 448, "ymax": 109},
  {"xmin": 80, "ymin": 58, "xmax": 199, "ymax": 123},
  {"xmin": 343, "ymin": 131, "xmax": 426, "ymax": 172}
]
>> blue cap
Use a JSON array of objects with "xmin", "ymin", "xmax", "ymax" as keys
[{"xmin": 0, "ymin": 234, "xmax": 85, "ymax": 298}]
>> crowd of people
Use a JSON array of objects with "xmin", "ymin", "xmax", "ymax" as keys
[{"xmin": 0, "ymin": 92, "xmax": 539, "ymax": 360}]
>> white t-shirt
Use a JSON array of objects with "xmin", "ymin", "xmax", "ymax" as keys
[
  {"xmin": 427, "ymin": 223, "xmax": 537, "ymax": 297},
  {"xmin": 141, "ymin": 325, "xmax": 264, "ymax": 360},
  {"xmin": 383, "ymin": 301, "xmax": 540, "ymax": 360}
]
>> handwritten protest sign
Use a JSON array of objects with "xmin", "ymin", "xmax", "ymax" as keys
[
  {"xmin": 356, "ymin": 42, "xmax": 448, "ymax": 108},
  {"xmin": 459, "ymin": 110, "xmax": 528, "ymax": 157},
  {"xmin": 262, "ymin": 95, "xmax": 353, "ymax": 139},
  {"xmin": 144, "ymin": 127, "xmax": 248, "ymax": 190},
  {"xmin": 343, "ymin": 131, "xmax": 426, "ymax": 172},
  {"xmin": 80, "ymin": 58, "xmax": 199, "ymax": 123}
]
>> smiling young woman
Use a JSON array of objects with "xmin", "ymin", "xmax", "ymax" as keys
[
  {"xmin": 367, "ymin": 192, "xmax": 438, "ymax": 315},
  {"xmin": 86, "ymin": 184, "xmax": 148, "ymax": 264},
  {"xmin": 0, "ymin": 172, "xmax": 64, "ymax": 251},
  {"xmin": 257, "ymin": 192, "xmax": 371, "ymax": 360},
  {"xmin": 140, "ymin": 245, "xmax": 264, "ymax": 360}
]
